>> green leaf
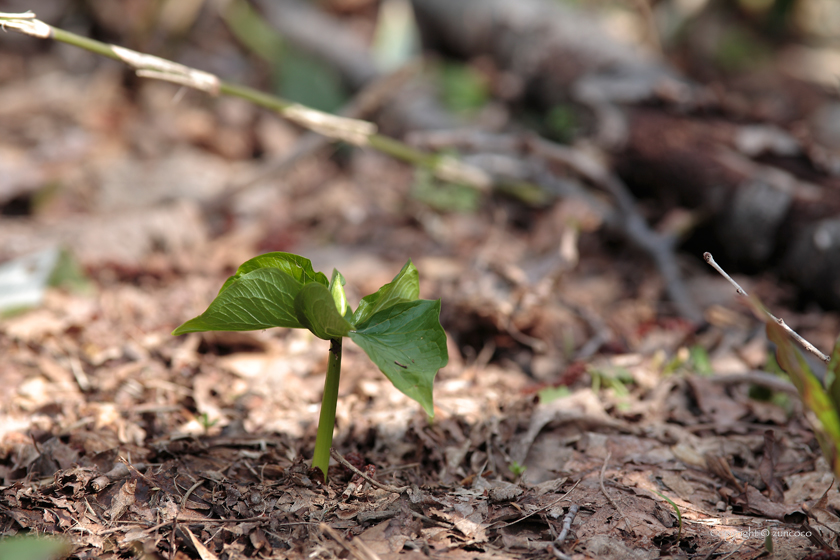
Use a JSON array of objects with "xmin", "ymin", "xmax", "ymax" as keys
[
  {"xmin": 219, "ymin": 252, "xmax": 328, "ymax": 295},
  {"xmin": 654, "ymin": 491, "xmax": 682, "ymax": 540},
  {"xmin": 438, "ymin": 61, "xmax": 489, "ymax": 114},
  {"xmin": 350, "ymin": 299, "xmax": 448, "ymax": 416},
  {"xmin": 329, "ymin": 269, "xmax": 349, "ymax": 318},
  {"xmin": 277, "ymin": 44, "xmax": 346, "ymax": 113},
  {"xmin": 294, "ymin": 282, "xmax": 353, "ymax": 340},
  {"xmin": 223, "ymin": 0, "xmax": 285, "ymax": 65},
  {"xmin": 173, "ymin": 268, "xmax": 305, "ymax": 334},
  {"xmin": 827, "ymin": 336, "xmax": 840, "ymax": 413},
  {"xmin": 353, "ymin": 260, "xmax": 419, "ymax": 325}
]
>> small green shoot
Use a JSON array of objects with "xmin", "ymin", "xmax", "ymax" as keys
[
  {"xmin": 590, "ymin": 366, "xmax": 633, "ymax": 396},
  {"xmin": 545, "ymin": 104, "xmax": 579, "ymax": 143},
  {"xmin": 659, "ymin": 350, "xmax": 686, "ymax": 376},
  {"xmin": 197, "ymin": 413, "xmax": 219, "ymax": 433},
  {"xmin": 437, "ymin": 61, "xmax": 488, "ymax": 114},
  {"xmin": 654, "ymin": 490, "xmax": 682, "ymax": 540},
  {"xmin": 173, "ymin": 252, "xmax": 448, "ymax": 479},
  {"xmin": 48, "ymin": 249, "xmax": 93, "ymax": 295},
  {"xmin": 688, "ymin": 345, "xmax": 713, "ymax": 376},
  {"xmin": 509, "ymin": 461, "xmax": 527, "ymax": 478}
]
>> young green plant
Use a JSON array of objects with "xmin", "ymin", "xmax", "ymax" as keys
[{"xmin": 172, "ymin": 252, "xmax": 448, "ymax": 479}]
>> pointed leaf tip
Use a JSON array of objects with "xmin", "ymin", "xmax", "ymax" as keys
[{"xmin": 353, "ymin": 260, "xmax": 420, "ymax": 325}]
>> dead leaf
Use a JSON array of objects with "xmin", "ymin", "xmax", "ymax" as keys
[
  {"xmin": 758, "ymin": 430, "xmax": 785, "ymax": 503},
  {"xmin": 106, "ymin": 479, "xmax": 136, "ymax": 524},
  {"xmin": 184, "ymin": 526, "xmax": 221, "ymax": 560}
]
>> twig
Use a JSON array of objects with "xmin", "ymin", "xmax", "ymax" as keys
[
  {"xmin": 703, "ymin": 252, "xmax": 830, "ymax": 363},
  {"xmin": 554, "ymin": 145, "xmax": 701, "ymax": 322},
  {"xmin": 558, "ymin": 298, "xmax": 613, "ymax": 360},
  {"xmin": 699, "ymin": 540, "xmax": 725, "ymax": 560},
  {"xmin": 320, "ymin": 522, "xmax": 383, "ymax": 560},
  {"xmin": 0, "ymin": 12, "xmax": 490, "ymax": 191},
  {"xmin": 708, "ymin": 370, "xmax": 799, "ymax": 396},
  {"xmin": 599, "ymin": 452, "xmax": 631, "ymax": 533},
  {"xmin": 555, "ymin": 504, "xmax": 579, "ymax": 545},
  {"xmin": 716, "ymin": 541, "xmax": 744, "ymax": 560},
  {"xmin": 409, "ymin": 129, "xmax": 703, "ymax": 321},
  {"xmin": 329, "ymin": 448, "xmax": 407, "ymax": 494},
  {"xmin": 181, "ymin": 479, "xmax": 205, "ymax": 510},
  {"xmin": 406, "ymin": 508, "xmax": 453, "ymax": 529},
  {"xmin": 552, "ymin": 504, "xmax": 579, "ymax": 558}
]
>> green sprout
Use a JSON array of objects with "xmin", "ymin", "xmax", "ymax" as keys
[
  {"xmin": 173, "ymin": 252, "xmax": 448, "ymax": 479},
  {"xmin": 508, "ymin": 461, "xmax": 527, "ymax": 478},
  {"xmin": 197, "ymin": 413, "xmax": 219, "ymax": 433},
  {"xmin": 654, "ymin": 490, "xmax": 682, "ymax": 540}
]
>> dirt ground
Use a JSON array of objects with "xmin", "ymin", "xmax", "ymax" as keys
[{"xmin": 3, "ymin": 2, "xmax": 840, "ymax": 559}]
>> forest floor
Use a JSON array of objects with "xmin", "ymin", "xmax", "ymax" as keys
[{"xmin": 2, "ymin": 4, "xmax": 840, "ymax": 560}]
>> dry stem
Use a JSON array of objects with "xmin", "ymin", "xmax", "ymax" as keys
[
  {"xmin": 329, "ymin": 448, "xmax": 407, "ymax": 494},
  {"xmin": 703, "ymin": 252, "xmax": 830, "ymax": 363},
  {"xmin": 0, "ymin": 11, "xmax": 490, "ymax": 191}
]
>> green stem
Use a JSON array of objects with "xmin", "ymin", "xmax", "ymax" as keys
[{"xmin": 312, "ymin": 337, "xmax": 342, "ymax": 480}]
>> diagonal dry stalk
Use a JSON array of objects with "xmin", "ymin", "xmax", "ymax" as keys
[
  {"xmin": 704, "ymin": 252, "xmax": 830, "ymax": 363},
  {"xmin": 0, "ymin": 11, "xmax": 490, "ymax": 192}
]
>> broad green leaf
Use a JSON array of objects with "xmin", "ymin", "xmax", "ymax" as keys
[
  {"xmin": 353, "ymin": 260, "xmax": 419, "ymax": 325},
  {"xmin": 173, "ymin": 268, "xmax": 304, "ymax": 335},
  {"xmin": 350, "ymin": 299, "xmax": 448, "ymax": 416},
  {"xmin": 294, "ymin": 282, "xmax": 353, "ymax": 340},
  {"xmin": 329, "ymin": 269, "xmax": 349, "ymax": 318},
  {"xmin": 219, "ymin": 252, "xmax": 328, "ymax": 295},
  {"xmin": 767, "ymin": 320, "xmax": 840, "ymax": 477}
]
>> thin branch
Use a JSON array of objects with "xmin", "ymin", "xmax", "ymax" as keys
[
  {"xmin": 320, "ymin": 523, "xmax": 383, "ymax": 560},
  {"xmin": 708, "ymin": 370, "xmax": 799, "ymax": 396},
  {"xmin": 534, "ymin": 140, "xmax": 701, "ymax": 321},
  {"xmin": 408, "ymin": 129, "xmax": 703, "ymax": 321},
  {"xmin": 556, "ymin": 504, "xmax": 578, "ymax": 544},
  {"xmin": 329, "ymin": 448, "xmax": 407, "ymax": 494},
  {"xmin": 599, "ymin": 452, "xmax": 632, "ymax": 533},
  {"xmin": 552, "ymin": 503, "xmax": 579, "ymax": 560},
  {"xmin": 703, "ymin": 252, "xmax": 830, "ymax": 363},
  {"xmin": 0, "ymin": 12, "xmax": 490, "ymax": 191}
]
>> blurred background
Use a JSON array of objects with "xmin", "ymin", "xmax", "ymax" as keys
[{"xmin": 2, "ymin": 0, "xmax": 840, "ymax": 557}]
